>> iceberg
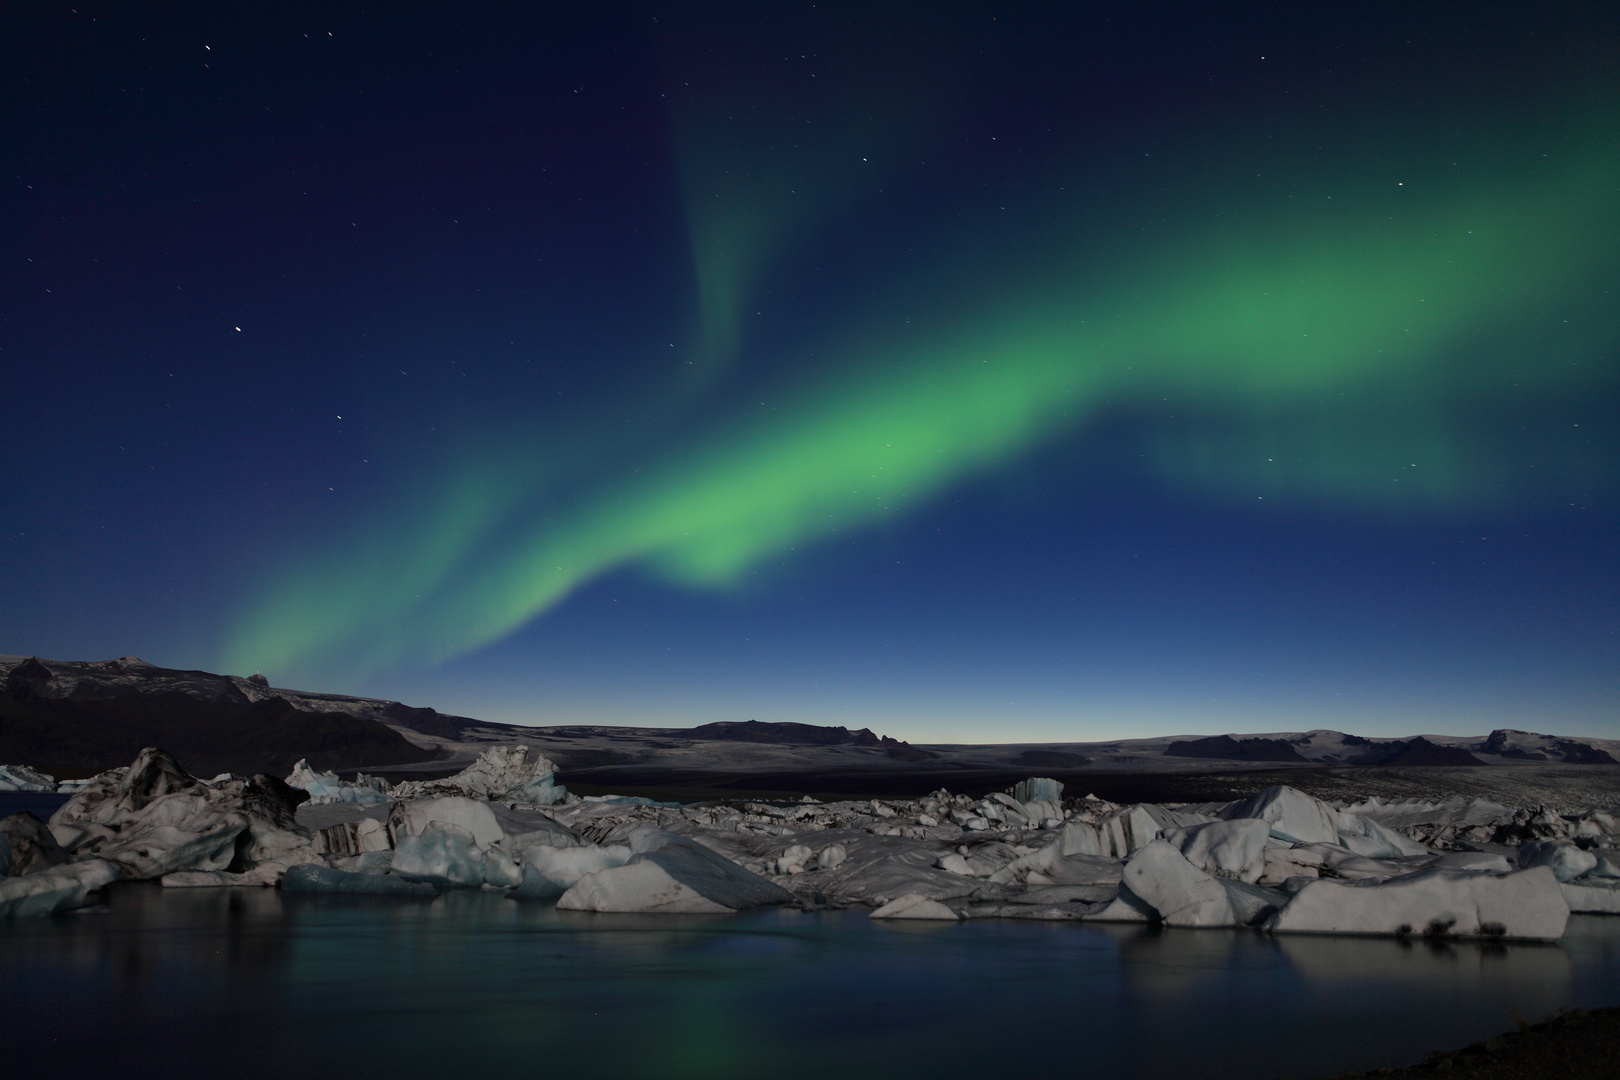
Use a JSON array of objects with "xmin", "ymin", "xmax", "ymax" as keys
[
  {"xmin": 391, "ymin": 746, "xmax": 565, "ymax": 805},
  {"xmin": 48, "ymin": 748, "xmax": 317, "ymax": 881},
  {"xmin": 1332, "ymin": 811, "xmax": 1432, "ymax": 858},
  {"xmin": 1120, "ymin": 839, "xmax": 1238, "ymax": 927},
  {"xmin": 1560, "ymin": 880, "xmax": 1620, "ymax": 914},
  {"xmin": 0, "ymin": 859, "xmax": 118, "ymax": 919},
  {"xmin": 1, "ymin": 812, "xmax": 71, "ymax": 876},
  {"xmin": 1518, "ymin": 840, "xmax": 1599, "ymax": 882},
  {"xmin": 284, "ymin": 759, "xmax": 389, "ymax": 805},
  {"xmin": 391, "ymin": 796, "xmax": 504, "ymax": 848},
  {"xmin": 0, "ymin": 764, "xmax": 57, "ymax": 793},
  {"xmin": 1266, "ymin": 866, "xmax": 1568, "ymax": 941},
  {"xmin": 870, "ymin": 894, "xmax": 961, "ymax": 920},
  {"xmin": 1164, "ymin": 818, "xmax": 1270, "ymax": 883},
  {"xmin": 389, "ymin": 821, "xmax": 488, "ymax": 888},
  {"xmin": 508, "ymin": 844, "xmax": 633, "ymax": 899},
  {"xmin": 1013, "ymin": 777, "xmax": 1064, "ymax": 804},
  {"xmin": 556, "ymin": 828, "xmax": 793, "ymax": 912},
  {"xmin": 1225, "ymin": 786, "xmax": 1341, "ymax": 845}
]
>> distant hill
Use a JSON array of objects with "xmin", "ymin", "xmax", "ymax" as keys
[
  {"xmin": 1164, "ymin": 735, "xmax": 1307, "ymax": 762},
  {"xmin": 1481, "ymin": 729, "xmax": 1618, "ymax": 765},
  {"xmin": 683, "ymin": 719, "xmax": 906, "ymax": 748},
  {"xmin": 0, "ymin": 656, "xmax": 444, "ymax": 777},
  {"xmin": 1350, "ymin": 736, "xmax": 1485, "ymax": 767}
]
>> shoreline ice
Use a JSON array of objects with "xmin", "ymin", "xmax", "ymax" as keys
[{"xmin": 1, "ymin": 745, "xmax": 1616, "ymax": 937}]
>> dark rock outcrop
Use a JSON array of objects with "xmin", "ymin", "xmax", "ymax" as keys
[
  {"xmin": 1165, "ymin": 736, "xmax": 1307, "ymax": 762},
  {"xmin": 682, "ymin": 720, "xmax": 912, "ymax": 749},
  {"xmin": 1351, "ymin": 737, "xmax": 1484, "ymax": 767}
]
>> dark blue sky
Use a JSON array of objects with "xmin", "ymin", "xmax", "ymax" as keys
[{"xmin": 5, "ymin": 2, "xmax": 1616, "ymax": 739}]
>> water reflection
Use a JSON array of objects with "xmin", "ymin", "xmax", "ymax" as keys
[{"xmin": 2, "ymin": 885, "xmax": 1616, "ymax": 1080}]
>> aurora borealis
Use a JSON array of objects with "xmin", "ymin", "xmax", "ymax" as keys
[{"xmin": 5, "ymin": 4, "xmax": 1616, "ymax": 739}]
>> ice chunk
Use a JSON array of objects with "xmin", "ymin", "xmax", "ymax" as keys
[
  {"xmin": 392, "ymin": 796, "xmax": 504, "ymax": 848},
  {"xmin": 555, "ymin": 829, "xmax": 793, "ymax": 912},
  {"xmin": 390, "ymin": 821, "xmax": 486, "ymax": 888},
  {"xmin": 0, "ymin": 859, "xmax": 118, "ymax": 919},
  {"xmin": 1266, "ymin": 866, "xmax": 1568, "ymax": 940},
  {"xmin": 391, "ymin": 746, "xmax": 564, "ymax": 805},
  {"xmin": 1014, "ymin": 884, "xmax": 1118, "ymax": 906},
  {"xmin": 1220, "ymin": 879, "xmax": 1288, "ymax": 926},
  {"xmin": 0, "ymin": 812, "xmax": 71, "ymax": 876},
  {"xmin": 557, "ymin": 860, "xmax": 731, "ymax": 913},
  {"xmin": 1259, "ymin": 845, "xmax": 1323, "ymax": 885},
  {"xmin": 1164, "ymin": 818, "xmax": 1270, "ymax": 883},
  {"xmin": 316, "ymin": 818, "xmax": 382, "ymax": 856},
  {"xmin": 284, "ymin": 759, "xmax": 389, "ymax": 805},
  {"xmin": 1121, "ymin": 839, "xmax": 1238, "ymax": 927},
  {"xmin": 1517, "ymin": 840, "xmax": 1599, "ymax": 882},
  {"xmin": 817, "ymin": 843, "xmax": 847, "ymax": 870},
  {"xmin": 1083, "ymin": 885, "xmax": 1158, "ymax": 922},
  {"xmin": 1014, "ymin": 777, "xmax": 1064, "ymax": 804},
  {"xmin": 329, "ymin": 850, "xmax": 395, "ymax": 874},
  {"xmin": 774, "ymin": 844, "xmax": 814, "ymax": 874},
  {"xmin": 282, "ymin": 864, "xmax": 439, "ymax": 896},
  {"xmin": 1225, "ymin": 786, "xmax": 1340, "ymax": 845},
  {"xmin": 1055, "ymin": 820, "xmax": 1106, "ymax": 857},
  {"xmin": 869, "ymin": 894, "xmax": 960, "ymax": 920},
  {"xmin": 1096, "ymin": 804, "xmax": 1175, "ymax": 857},
  {"xmin": 1560, "ymin": 880, "xmax": 1620, "ymax": 914},
  {"xmin": 1332, "ymin": 811, "xmax": 1431, "ymax": 858},
  {"xmin": 0, "ymin": 764, "xmax": 57, "ymax": 792},
  {"xmin": 630, "ymin": 829, "xmax": 795, "ymax": 909},
  {"xmin": 47, "ymin": 749, "xmax": 315, "ymax": 881},
  {"xmin": 481, "ymin": 847, "xmax": 522, "ymax": 889},
  {"xmin": 508, "ymin": 844, "xmax": 632, "ymax": 899}
]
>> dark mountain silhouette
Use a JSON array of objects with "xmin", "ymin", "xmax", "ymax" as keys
[{"xmin": 1164, "ymin": 735, "xmax": 1308, "ymax": 762}]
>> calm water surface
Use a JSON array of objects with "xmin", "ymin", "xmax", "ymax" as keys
[{"xmin": 3, "ymin": 883, "xmax": 1618, "ymax": 1079}]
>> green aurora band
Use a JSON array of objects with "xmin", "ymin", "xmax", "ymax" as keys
[{"xmin": 225, "ymin": 113, "xmax": 1618, "ymax": 683}]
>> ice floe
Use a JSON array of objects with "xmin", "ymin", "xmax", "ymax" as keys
[{"xmin": 0, "ymin": 748, "xmax": 1612, "ymax": 941}]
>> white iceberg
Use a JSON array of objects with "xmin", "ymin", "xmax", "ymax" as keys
[
  {"xmin": 870, "ymin": 893, "xmax": 960, "ymax": 920},
  {"xmin": 1225, "ymin": 786, "xmax": 1340, "ymax": 844},
  {"xmin": 391, "ymin": 796, "xmax": 504, "ymax": 848},
  {"xmin": 389, "ymin": 821, "xmax": 488, "ymax": 888},
  {"xmin": 1164, "ymin": 818, "xmax": 1270, "ymax": 883},
  {"xmin": 1120, "ymin": 839, "xmax": 1238, "ymax": 927},
  {"xmin": 556, "ymin": 828, "xmax": 794, "ymax": 913},
  {"xmin": 1266, "ymin": 866, "xmax": 1568, "ymax": 940},
  {"xmin": 508, "ymin": 844, "xmax": 632, "ymax": 899},
  {"xmin": 391, "ymin": 746, "xmax": 564, "ymax": 805},
  {"xmin": 1518, "ymin": 840, "xmax": 1599, "ymax": 882},
  {"xmin": 1560, "ymin": 880, "xmax": 1620, "ymax": 914},
  {"xmin": 1332, "ymin": 811, "xmax": 1432, "ymax": 858},
  {"xmin": 284, "ymin": 759, "xmax": 389, "ymax": 805}
]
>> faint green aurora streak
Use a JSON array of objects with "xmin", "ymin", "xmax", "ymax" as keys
[{"xmin": 225, "ymin": 130, "xmax": 1617, "ymax": 681}]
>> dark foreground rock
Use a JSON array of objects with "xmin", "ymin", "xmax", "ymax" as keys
[{"xmin": 1325, "ymin": 1005, "xmax": 1620, "ymax": 1080}]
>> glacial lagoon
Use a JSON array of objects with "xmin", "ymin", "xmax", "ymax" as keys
[{"xmin": 5, "ymin": 883, "xmax": 1618, "ymax": 1080}]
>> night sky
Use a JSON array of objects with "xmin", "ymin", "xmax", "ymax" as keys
[{"xmin": 5, "ymin": 3, "xmax": 1616, "ymax": 741}]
